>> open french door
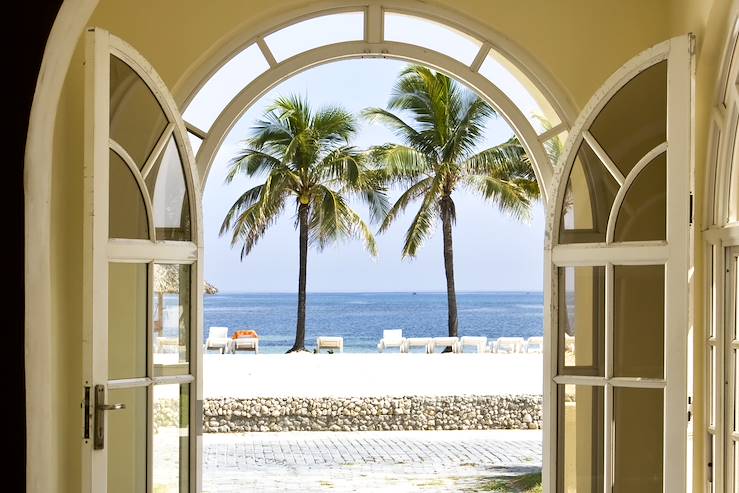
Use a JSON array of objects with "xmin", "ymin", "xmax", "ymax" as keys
[
  {"xmin": 543, "ymin": 36, "xmax": 693, "ymax": 492},
  {"xmin": 81, "ymin": 28, "xmax": 203, "ymax": 492}
]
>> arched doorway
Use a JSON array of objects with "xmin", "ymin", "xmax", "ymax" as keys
[{"xmin": 21, "ymin": 3, "xmax": 683, "ymax": 490}]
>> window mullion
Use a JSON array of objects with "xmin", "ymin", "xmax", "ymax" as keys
[{"xmin": 604, "ymin": 262, "xmax": 614, "ymax": 491}]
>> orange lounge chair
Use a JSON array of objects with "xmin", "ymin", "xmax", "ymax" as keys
[{"xmin": 232, "ymin": 330, "xmax": 259, "ymax": 353}]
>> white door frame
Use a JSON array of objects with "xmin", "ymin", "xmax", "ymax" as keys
[
  {"xmin": 543, "ymin": 35, "xmax": 693, "ymax": 492},
  {"xmin": 81, "ymin": 28, "xmax": 204, "ymax": 493}
]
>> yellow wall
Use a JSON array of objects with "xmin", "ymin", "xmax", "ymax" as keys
[{"xmin": 41, "ymin": 1, "xmax": 734, "ymax": 491}]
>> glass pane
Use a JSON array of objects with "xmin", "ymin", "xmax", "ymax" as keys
[
  {"xmin": 187, "ymin": 132, "xmax": 203, "ymax": 156},
  {"xmin": 729, "ymin": 129, "xmax": 738, "ymax": 222},
  {"xmin": 384, "ymin": 13, "xmax": 481, "ymax": 66},
  {"xmin": 614, "ymin": 153, "xmax": 666, "ymax": 242},
  {"xmin": 709, "ymin": 345, "xmax": 716, "ymax": 428},
  {"xmin": 108, "ymin": 263, "xmax": 147, "ymax": 380},
  {"xmin": 557, "ymin": 384, "xmax": 604, "ymax": 493},
  {"xmin": 613, "ymin": 388, "xmax": 663, "ymax": 493},
  {"xmin": 613, "ymin": 265, "xmax": 665, "ymax": 378},
  {"xmin": 182, "ymin": 44, "xmax": 269, "ymax": 131},
  {"xmin": 145, "ymin": 137, "xmax": 192, "ymax": 241},
  {"xmin": 153, "ymin": 384, "xmax": 190, "ymax": 492},
  {"xmin": 710, "ymin": 246, "xmax": 716, "ymax": 338},
  {"xmin": 558, "ymin": 266, "xmax": 605, "ymax": 375},
  {"xmin": 559, "ymin": 141, "xmax": 619, "ymax": 244},
  {"xmin": 110, "ymin": 149, "xmax": 149, "ymax": 239},
  {"xmin": 544, "ymin": 131, "xmax": 567, "ymax": 165},
  {"xmin": 479, "ymin": 51, "xmax": 560, "ymax": 133},
  {"xmin": 153, "ymin": 264, "xmax": 191, "ymax": 376},
  {"xmin": 265, "ymin": 12, "xmax": 364, "ymax": 62},
  {"xmin": 734, "ymin": 348, "xmax": 738, "ymax": 433},
  {"xmin": 589, "ymin": 61, "xmax": 667, "ymax": 177},
  {"xmin": 110, "ymin": 55, "xmax": 168, "ymax": 167},
  {"xmin": 107, "ymin": 387, "xmax": 147, "ymax": 493}
]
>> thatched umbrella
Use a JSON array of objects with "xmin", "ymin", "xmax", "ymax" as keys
[{"xmin": 153, "ymin": 264, "xmax": 218, "ymax": 334}]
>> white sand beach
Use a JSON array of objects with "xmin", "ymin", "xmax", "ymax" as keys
[{"xmin": 204, "ymin": 353, "xmax": 542, "ymax": 398}]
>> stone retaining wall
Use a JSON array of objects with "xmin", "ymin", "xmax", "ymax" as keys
[{"xmin": 201, "ymin": 395, "xmax": 542, "ymax": 433}]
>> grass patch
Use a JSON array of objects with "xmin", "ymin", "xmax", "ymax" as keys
[{"xmin": 479, "ymin": 472, "xmax": 542, "ymax": 492}]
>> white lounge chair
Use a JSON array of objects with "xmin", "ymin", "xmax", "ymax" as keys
[
  {"xmin": 403, "ymin": 337, "xmax": 433, "ymax": 353},
  {"xmin": 525, "ymin": 336, "xmax": 544, "ymax": 353},
  {"xmin": 233, "ymin": 336, "xmax": 259, "ymax": 353},
  {"xmin": 430, "ymin": 336, "xmax": 460, "ymax": 353},
  {"xmin": 155, "ymin": 336, "xmax": 179, "ymax": 353},
  {"xmin": 205, "ymin": 326, "xmax": 230, "ymax": 354},
  {"xmin": 459, "ymin": 336, "xmax": 487, "ymax": 353},
  {"xmin": 494, "ymin": 336, "xmax": 525, "ymax": 353},
  {"xmin": 316, "ymin": 336, "xmax": 343, "ymax": 353},
  {"xmin": 377, "ymin": 329, "xmax": 405, "ymax": 352}
]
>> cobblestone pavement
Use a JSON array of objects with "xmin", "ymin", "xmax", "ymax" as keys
[{"xmin": 202, "ymin": 430, "xmax": 542, "ymax": 492}]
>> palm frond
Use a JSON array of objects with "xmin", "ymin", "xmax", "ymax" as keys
[
  {"xmin": 225, "ymin": 148, "xmax": 285, "ymax": 183},
  {"xmin": 378, "ymin": 176, "xmax": 434, "ymax": 233},
  {"xmin": 367, "ymin": 144, "xmax": 433, "ymax": 184},
  {"xmin": 402, "ymin": 188, "xmax": 440, "ymax": 258}
]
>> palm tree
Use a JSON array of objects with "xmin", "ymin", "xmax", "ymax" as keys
[
  {"xmin": 220, "ymin": 95, "xmax": 388, "ymax": 352},
  {"xmin": 363, "ymin": 65, "xmax": 539, "ymax": 345}
]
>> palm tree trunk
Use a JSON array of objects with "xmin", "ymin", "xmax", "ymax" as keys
[
  {"xmin": 288, "ymin": 203, "xmax": 310, "ymax": 353},
  {"xmin": 440, "ymin": 196, "xmax": 458, "ymax": 351}
]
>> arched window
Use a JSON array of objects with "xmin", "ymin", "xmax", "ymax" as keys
[{"xmin": 178, "ymin": 7, "xmax": 571, "ymax": 202}]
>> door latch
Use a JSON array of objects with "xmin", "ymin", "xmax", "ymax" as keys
[{"xmin": 94, "ymin": 384, "xmax": 126, "ymax": 450}]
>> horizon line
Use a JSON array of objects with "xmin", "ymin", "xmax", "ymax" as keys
[{"xmin": 210, "ymin": 289, "xmax": 545, "ymax": 294}]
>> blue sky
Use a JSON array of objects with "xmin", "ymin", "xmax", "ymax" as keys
[{"xmin": 201, "ymin": 58, "xmax": 545, "ymax": 293}]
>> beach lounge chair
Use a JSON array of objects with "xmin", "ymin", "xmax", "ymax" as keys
[
  {"xmin": 459, "ymin": 336, "xmax": 487, "ymax": 353},
  {"xmin": 155, "ymin": 336, "xmax": 179, "ymax": 353},
  {"xmin": 232, "ymin": 330, "xmax": 259, "ymax": 353},
  {"xmin": 403, "ymin": 337, "xmax": 433, "ymax": 353},
  {"xmin": 430, "ymin": 336, "xmax": 460, "ymax": 353},
  {"xmin": 316, "ymin": 336, "xmax": 343, "ymax": 353},
  {"xmin": 525, "ymin": 336, "xmax": 544, "ymax": 353},
  {"xmin": 377, "ymin": 329, "xmax": 405, "ymax": 352},
  {"xmin": 495, "ymin": 336, "xmax": 525, "ymax": 353},
  {"xmin": 205, "ymin": 326, "xmax": 230, "ymax": 354}
]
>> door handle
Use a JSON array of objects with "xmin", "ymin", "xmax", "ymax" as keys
[
  {"xmin": 94, "ymin": 385, "xmax": 126, "ymax": 450},
  {"xmin": 98, "ymin": 403, "xmax": 126, "ymax": 411}
]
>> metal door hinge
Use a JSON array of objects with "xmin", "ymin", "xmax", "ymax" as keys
[
  {"xmin": 689, "ymin": 33, "xmax": 696, "ymax": 55},
  {"xmin": 689, "ymin": 193, "xmax": 694, "ymax": 225},
  {"xmin": 687, "ymin": 395, "xmax": 692, "ymax": 421}
]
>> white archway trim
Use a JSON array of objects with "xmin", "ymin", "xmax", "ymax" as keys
[
  {"xmin": 193, "ymin": 39, "xmax": 555, "ymax": 204},
  {"xmin": 24, "ymin": 1, "xmax": 100, "ymax": 492},
  {"xmin": 176, "ymin": 0, "xmax": 574, "ymax": 137},
  {"xmin": 702, "ymin": 6, "xmax": 739, "ymax": 491},
  {"xmin": 173, "ymin": 1, "xmax": 576, "ymax": 129}
]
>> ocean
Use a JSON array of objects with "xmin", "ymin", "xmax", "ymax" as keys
[{"xmin": 202, "ymin": 291, "xmax": 544, "ymax": 353}]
